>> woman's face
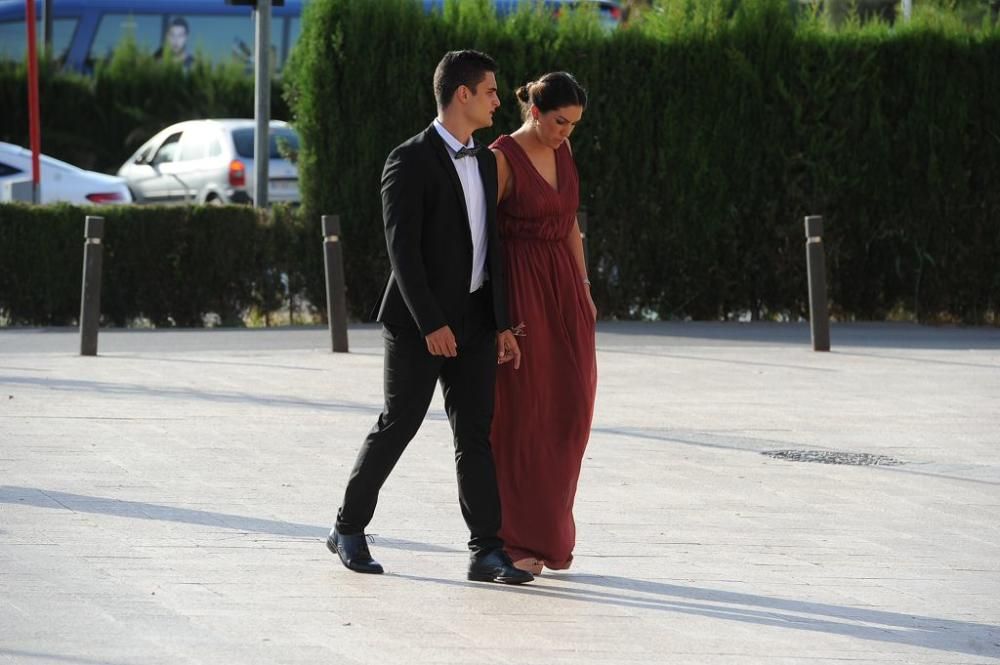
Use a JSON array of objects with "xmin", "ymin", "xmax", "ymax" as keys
[{"xmin": 532, "ymin": 105, "xmax": 584, "ymax": 149}]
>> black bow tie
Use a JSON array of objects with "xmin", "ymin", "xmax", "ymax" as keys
[{"xmin": 454, "ymin": 145, "xmax": 482, "ymax": 160}]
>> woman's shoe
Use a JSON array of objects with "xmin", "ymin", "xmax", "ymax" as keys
[{"xmin": 513, "ymin": 557, "xmax": 543, "ymax": 575}]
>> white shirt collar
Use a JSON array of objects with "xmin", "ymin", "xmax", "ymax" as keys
[{"xmin": 432, "ymin": 118, "xmax": 475, "ymax": 154}]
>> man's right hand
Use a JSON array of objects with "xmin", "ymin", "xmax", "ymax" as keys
[{"xmin": 425, "ymin": 325, "xmax": 458, "ymax": 358}]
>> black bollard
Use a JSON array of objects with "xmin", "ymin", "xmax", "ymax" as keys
[
  {"xmin": 804, "ymin": 215, "xmax": 830, "ymax": 352},
  {"xmin": 79, "ymin": 215, "xmax": 104, "ymax": 356},
  {"xmin": 322, "ymin": 215, "xmax": 349, "ymax": 353}
]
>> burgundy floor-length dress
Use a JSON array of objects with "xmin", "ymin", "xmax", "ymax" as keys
[{"xmin": 489, "ymin": 134, "xmax": 597, "ymax": 569}]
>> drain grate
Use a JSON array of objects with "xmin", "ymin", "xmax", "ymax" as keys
[{"xmin": 762, "ymin": 450, "xmax": 904, "ymax": 466}]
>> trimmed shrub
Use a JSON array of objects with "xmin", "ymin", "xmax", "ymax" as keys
[
  {"xmin": 0, "ymin": 203, "xmax": 307, "ymax": 327},
  {"xmin": 284, "ymin": 0, "xmax": 1000, "ymax": 323},
  {"xmin": 2, "ymin": 0, "xmax": 998, "ymax": 325}
]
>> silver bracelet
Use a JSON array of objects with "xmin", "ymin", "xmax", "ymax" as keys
[{"xmin": 582, "ymin": 278, "xmax": 591, "ymax": 287}]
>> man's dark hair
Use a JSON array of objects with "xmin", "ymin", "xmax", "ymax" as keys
[
  {"xmin": 433, "ymin": 50, "xmax": 497, "ymax": 110},
  {"xmin": 169, "ymin": 16, "xmax": 190, "ymax": 33}
]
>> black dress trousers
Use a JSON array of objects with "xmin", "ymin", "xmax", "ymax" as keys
[{"xmin": 336, "ymin": 286, "xmax": 502, "ymax": 554}]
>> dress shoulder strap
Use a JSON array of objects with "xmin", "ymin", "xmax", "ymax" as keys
[{"xmin": 492, "ymin": 134, "xmax": 533, "ymax": 175}]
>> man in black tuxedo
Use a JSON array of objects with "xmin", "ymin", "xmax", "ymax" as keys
[{"xmin": 327, "ymin": 50, "xmax": 532, "ymax": 585}]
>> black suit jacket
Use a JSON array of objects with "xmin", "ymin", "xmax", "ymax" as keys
[{"xmin": 372, "ymin": 124, "xmax": 511, "ymax": 336}]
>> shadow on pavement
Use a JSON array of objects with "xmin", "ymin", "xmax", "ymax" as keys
[
  {"xmin": 0, "ymin": 486, "xmax": 460, "ymax": 554},
  {"xmin": 0, "ymin": 649, "xmax": 140, "ymax": 665},
  {"xmin": 392, "ymin": 572, "xmax": 1000, "ymax": 658},
  {"xmin": 598, "ymin": 427, "xmax": 1000, "ymax": 487},
  {"xmin": 0, "ymin": 375, "xmax": 382, "ymax": 415}
]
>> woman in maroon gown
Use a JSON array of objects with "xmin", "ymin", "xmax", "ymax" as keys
[{"xmin": 490, "ymin": 72, "xmax": 597, "ymax": 574}]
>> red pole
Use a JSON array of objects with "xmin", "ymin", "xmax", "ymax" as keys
[{"xmin": 25, "ymin": 0, "xmax": 41, "ymax": 203}]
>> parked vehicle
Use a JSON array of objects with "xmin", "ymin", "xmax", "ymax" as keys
[
  {"xmin": 0, "ymin": 142, "xmax": 132, "ymax": 204},
  {"xmin": 0, "ymin": 0, "xmax": 621, "ymax": 73},
  {"xmin": 117, "ymin": 119, "xmax": 300, "ymax": 206}
]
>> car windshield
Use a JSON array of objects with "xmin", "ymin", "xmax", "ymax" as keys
[{"xmin": 231, "ymin": 128, "xmax": 300, "ymax": 159}]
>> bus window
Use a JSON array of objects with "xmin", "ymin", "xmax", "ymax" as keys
[
  {"xmin": 283, "ymin": 16, "xmax": 301, "ymax": 67},
  {"xmin": 0, "ymin": 18, "xmax": 78, "ymax": 63},
  {"xmin": 88, "ymin": 13, "xmax": 163, "ymax": 64},
  {"xmin": 177, "ymin": 15, "xmax": 256, "ymax": 70}
]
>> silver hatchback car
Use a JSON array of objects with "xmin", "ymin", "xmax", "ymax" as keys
[{"xmin": 118, "ymin": 119, "xmax": 300, "ymax": 205}]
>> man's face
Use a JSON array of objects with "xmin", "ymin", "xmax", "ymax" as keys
[
  {"xmin": 167, "ymin": 26, "xmax": 188, "ymax": 56},
  {"xmin": 463, "ymin": 72, "xmax": 500, "ymax": 131}
]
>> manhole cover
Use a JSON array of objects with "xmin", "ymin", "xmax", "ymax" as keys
[{"xmin": 762, "ymin": 450, "xmax": 904, "ymax": 466}]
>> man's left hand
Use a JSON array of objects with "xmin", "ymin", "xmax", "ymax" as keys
[{"xmin": 497, "ymin": 330, "xmax": 521, "ymax": 369}]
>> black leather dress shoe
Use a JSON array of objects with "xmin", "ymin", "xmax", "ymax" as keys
[
  {"xmin": 327, "ymin": 527, "xmax": 384, "ymax": 574},
  {"xmin": 467, "ymin": 548, "xmax": 534, "ymax": 584}
]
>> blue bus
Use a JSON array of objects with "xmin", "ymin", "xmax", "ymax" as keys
[
  {"xmin": 0, "ymin": 0, "xmax": 306, "ymax": 74},
  {"xmin": 0, "ymin": 0, "xmax": 621, "ymax": 74}
]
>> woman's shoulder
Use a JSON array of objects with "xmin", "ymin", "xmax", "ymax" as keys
[
  {"xmin": 492, "ymin": 133, "xmax": 533, "ymax": 166},
  {"xmin": 489, "ymin": 133, "xmax": 515, "ymax": 150}
]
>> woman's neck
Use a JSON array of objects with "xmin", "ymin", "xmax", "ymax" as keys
[{"xmin": 515, "ymin": 124, "xmax": 549, "ymax": 153}]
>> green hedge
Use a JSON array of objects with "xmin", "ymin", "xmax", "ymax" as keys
[
  {"xmin": 0, "ymin": 203, "xmax": 307, "ymax": 327},
  {"xmin": 2, "ymin": 0, "xmax": 998, "ymax": 326},
  {"xmin": 284, "ymin": 0, "xmax": 1000, "ymax": 323},
  {"xmin": 0, "ymin": 44, "xmax": 290, "ymax": 174}
]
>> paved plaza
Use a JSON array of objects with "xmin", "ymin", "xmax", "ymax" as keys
[{"xmin": 1, "ymin": 322, "xmax": 998, "ymax": 664}]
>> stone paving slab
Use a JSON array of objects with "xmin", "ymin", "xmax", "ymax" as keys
[{"xmin": 1, "ymin": 322, "xmax": 998, "ymax": 665}]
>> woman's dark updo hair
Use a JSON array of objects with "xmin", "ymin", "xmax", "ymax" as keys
[{"xmin": 515, "ymin": 72, "xmax": 587, "ymax": 120}]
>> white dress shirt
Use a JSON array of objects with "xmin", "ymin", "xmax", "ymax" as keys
[{"xmin": 432, "ymin": 118, "xmax": 488, "ymax": 293}]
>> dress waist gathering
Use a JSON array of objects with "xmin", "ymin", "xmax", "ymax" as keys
[{"xmin": 500, "ymin": 234, "xmax": 566, "ymax": 244}]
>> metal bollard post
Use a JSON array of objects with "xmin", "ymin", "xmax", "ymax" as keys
[
  {"xmin": 322, "ymin": 215, "xmax": 349, "ymax": 353},
  {"xmin": 804, "ymin": 215, "xmax": 830, "ymax": 352},
  {"xmin": 578, "ymin": 211, "xmax": 588, "ymax": 266},
  {"xmin": 79, "ymin": 215, "xmax": 104, "ymax": 356}
]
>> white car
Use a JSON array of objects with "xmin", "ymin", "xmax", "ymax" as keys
[
  {"xmin": 0, "ymin": 142, "xmax": 132, "ymax": 204},
  {"xmin": 117, "ymin": 119, "xmax": 300, "ymax": 206}
]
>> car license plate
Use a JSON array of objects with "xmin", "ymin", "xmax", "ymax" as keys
[{"xmin": 269, "ymin": 179, "xmax": 296, "ymax": 192}]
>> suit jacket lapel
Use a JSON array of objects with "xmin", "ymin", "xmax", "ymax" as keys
[
  {"xmin": 476, "ymin": 146, "xmax": 497, "ymax": 252},
  {"xmin": 475, "ymin": 145, "xmax": 497, "ymax": 241},
  {"xmin": 425, "ymin": 125, "xmax": 472, "ymax": 249}
]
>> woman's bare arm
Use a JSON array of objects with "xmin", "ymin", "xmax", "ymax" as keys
[{"xmin": 492, "ymin": 148, "xmax": 513, "ymax": 203}]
